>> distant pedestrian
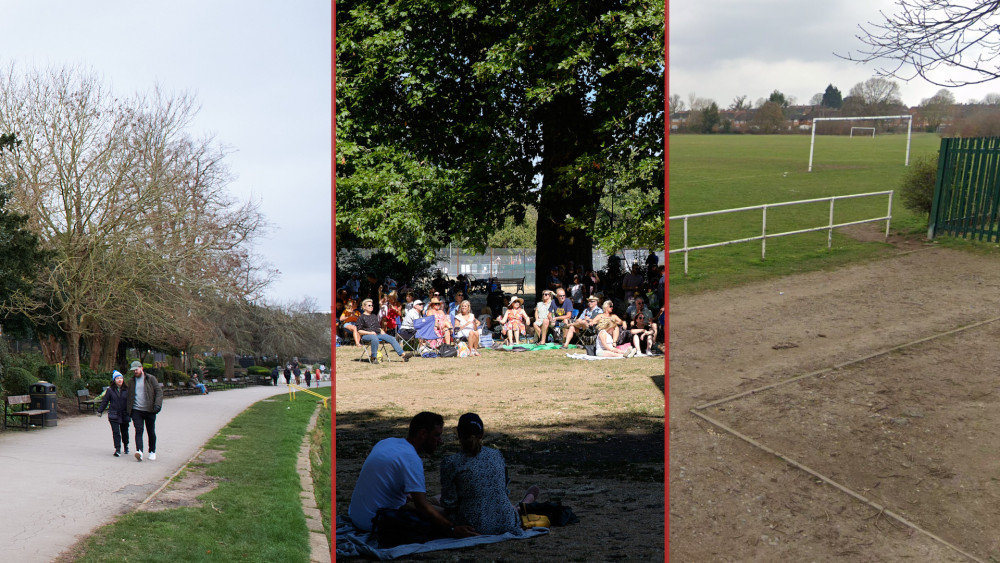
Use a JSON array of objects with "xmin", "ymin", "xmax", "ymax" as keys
[
  {"xmin": 127, "ymin": 361, "xmax": 163, "ymax": 462},
  {"xmin": 271, "ymin": 366, "xmax": 279, "ymax": 386},
  {"xmin": 284, "ymin": 365, "xmax": 292, "ymax": 385},
  {"xmin": 304, "ymin": 367, "xmax": 312, "ymax": 387},
  {"xmin": 293, "ymin": 366, "xmax": 301, "ymax": 385},
  {"xmin": 97, "ymin": 371, "xmax": 130, "ymax": 457}
]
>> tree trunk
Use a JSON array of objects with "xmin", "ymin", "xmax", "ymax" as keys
[
  {"xmin": 224, "ymin": 352, "xmax": 235, "ymax": 378},
  {"xmin": 535, "ymin": 93, "xmax": 598, "ymax": 300},
  {"xmin": 86, "ymin": 331, "xmax": 103, "ymax": 371},
  {"xmin": 66, "ymin": 329, "xmax": 82, "ymax": 379},
  {"xmin": 38, "ymin": 333, "xmax": 63, "ymax": 364}
]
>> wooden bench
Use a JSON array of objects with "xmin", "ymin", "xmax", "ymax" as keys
[
  {"xmin": 495, "ymin": 277, "xmax": 525, "ymax": 294},
  {"xmin": 77, "ymin": 389, "xmax": 99, "ymax": 413},
  {"xmin": 4, "ymin": 395, "xmax": 50, "ymax": 431}
]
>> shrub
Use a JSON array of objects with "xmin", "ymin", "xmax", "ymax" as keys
[
  {"xmin": 9, "ymin": 352, "xmax": 47, "ymax": 377},
  {"xmin": 900, "ymin": 153, "xmax": 939, "ymax": 218},
  {"xmin": 2, "ymin": 366, "xmax": 38, "ymax": 396},
  {"xmin": 247, "ymin": 366, "xmax": 271, "ymax": 375}
]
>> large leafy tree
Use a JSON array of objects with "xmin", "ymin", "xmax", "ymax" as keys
[{"xmin": 336, "ymin": 0, "xmax": 664, "ymax": 295}]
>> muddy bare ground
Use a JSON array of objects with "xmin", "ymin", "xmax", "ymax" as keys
[
  {"xmin": 335, "ymin": 349, "xmax": 665, "ymax": 561},
  {"xmin": 670, "ymin": 242, "xmax": 1000, "ymax": 562}
]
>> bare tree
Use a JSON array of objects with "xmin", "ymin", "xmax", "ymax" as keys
[
  {"xmin": 730, "ymin": 95, "xmax": 750, "ymax": 111},
  {"xmin": 983, "ymin": 92, "xmax": 1000, "ymax": 105},
  {"xmin": 845, "ymin": 77, "xmax": 905, "ymax": 115},
  {"xmin": 0, "ymin": 65, "xmax": 270, "ymax": 378},
  {"xmin": 846, "ymin": 0, "xmax": 1000, "ymax": 87},
  {"xmin": 669, "ymin": 93, "xmax": 686, "ymax": 114},
  {"xmin": 919, "ymin": 88, "xmax": 957, "ymax": 131}
]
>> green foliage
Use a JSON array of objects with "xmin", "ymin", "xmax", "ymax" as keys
[
  {"xmin": 701, "ymin": 102, "xmax": 721, "ymax": 133},
  {"xmin": 899, "ymin": 153, "xmax": 939, "ymax": 218},
  {"xmin": 336, "ymin": 247, "xmax": 437, "ymax": 290},
  {"xmin": 486, "ymin": 206, "xmax": 537, "ymax": 248},
  {"xmin": 337, "ymin": 0, "xmax": 663, "ymax": 260},
  {"xmin": 822, "ymin": 84, "xmax": 843, "ymax": 108},
  {"xmin": 768, "ymin": 89, "xmax": 788, "ymax": 108},
  {"xmin": 8, "ymin": 352, "xmax": 48, "ymax": 378},
  {"xmin": 247, "ymin": 366, "xmax": 272, "ymax": 375},
  {"xmin": 2, "ymin": 366, "xmax": 37, "ymax": 395}
]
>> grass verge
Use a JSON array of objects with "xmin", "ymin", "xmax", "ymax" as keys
[
  {"xmin": 68, "ymin": 387, "xmax": 331, "ymax": 563},
  {"xmin": 312, "ymin": 398, "xmax": 332, "ymax": 540}
]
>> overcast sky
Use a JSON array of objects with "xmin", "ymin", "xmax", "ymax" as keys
[
  {"xmin": 670, "ymin": 0, "xmax": 1000, "ymax": 109},
  {"xmin": 0, "ymin": 1, "xmax": 332, "ymax": 311}
]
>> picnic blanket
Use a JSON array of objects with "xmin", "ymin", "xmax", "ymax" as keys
[
  {"xmin": 336, "ymin": 516, "xmax": 547, "ymax": 560},
  {"xmin": 565, "ymin": 353, "xmax": 625, "ymax": 360},
  {"xmin": 499, "ymin": 343, "xmax": 578, "ymax": 352}
]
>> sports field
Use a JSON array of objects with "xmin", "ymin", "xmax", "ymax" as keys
[
  {"xmin": 668, "ymin": 132, "xmax": 941, "ymax": 293},
  {"xmin": 669, "ymin": 131, "xmax": 1000, "ymax": 561}
]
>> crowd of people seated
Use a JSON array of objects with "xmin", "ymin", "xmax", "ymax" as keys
[{"xmin": 335, "ymin": 255, "xmax": 664, "ymax": 359}]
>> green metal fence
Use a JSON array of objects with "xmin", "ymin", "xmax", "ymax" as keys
[{"xmin": 929, "ymin": 136, "xmax": 1000, "ymax": 241}]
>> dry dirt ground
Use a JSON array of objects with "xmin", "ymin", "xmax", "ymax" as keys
[
  {"xmin": 335, "ymin": 347, "xmax": 665, "ymax": 561},
  {"xmin": 670, "ymin": 242, "xmax": 1000, "ymax": 562}
]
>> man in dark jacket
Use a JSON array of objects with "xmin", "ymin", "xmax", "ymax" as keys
[
  {"xmin": 126, "ymin": 361, "xmax": 163, "ymax": 462},
  {"xmin": 97, "ymin": 370, "xmax": 130, "ymax": 457}
]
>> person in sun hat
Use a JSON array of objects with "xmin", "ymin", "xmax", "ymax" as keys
[
  {"xmin": 498, "ymin": 296, "xmax": 530, "ymax": 345},
  {"xmin": 97, "ymin": 370, "xmax": 130, "ymax": 457},
  {"xmin": 126, "ymin": 360, "xmax": 163, "ymax": 462}
]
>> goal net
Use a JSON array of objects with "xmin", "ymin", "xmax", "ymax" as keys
[{"xmin": 808, "ymin": 115, "xmax": 912, "ymax": 172}]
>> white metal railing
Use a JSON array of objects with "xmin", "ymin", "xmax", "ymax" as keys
[{"xmin": 669, "ymin": 191, "xmax": 893, "ymax": 274}]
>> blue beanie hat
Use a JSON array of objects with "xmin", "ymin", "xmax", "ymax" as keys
[{"xmin": 111, "ymin": 370, "xmax": 124, "ymax": 383}]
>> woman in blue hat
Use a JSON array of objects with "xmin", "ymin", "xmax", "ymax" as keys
[{"xmin": 97, "ymin": 371, "xmax": 130, "ymax": 457}]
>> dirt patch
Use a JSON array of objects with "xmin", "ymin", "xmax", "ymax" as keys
[
  {"xmin": 670, "ymin": 245, "xmax": 1000, "ymax": 561},
  {"xmin": 139, "ymin": 449, "xmax": 226, "ymax": 512},
  {"xmin": 838, "ymin": 222, "xmax": 931, "ymax": 252},
  {"xmin": 336, "ymin": 350, "xmax": 665, "ymax": 561}
]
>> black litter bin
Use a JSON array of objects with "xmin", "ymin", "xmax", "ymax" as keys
[{"xmin": 29, "ymin": 381, "xmax": 58, "ymax": 427}]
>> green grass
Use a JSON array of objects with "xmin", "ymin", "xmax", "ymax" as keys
[
  {"xmin": 312, "ymin": 401, "xmax": 332, "ymax": 540},
  {"xmin": 668, "ymin": 133, "xmax": 942, "ymax": 293},
  {"xmin": 71, "ymin": 388, "xmax": 332, "ymax": 563}
]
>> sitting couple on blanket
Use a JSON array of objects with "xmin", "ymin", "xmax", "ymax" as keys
[{"xmin": 348, "ymin": 412, "xmax": 541, "ymax": 545}]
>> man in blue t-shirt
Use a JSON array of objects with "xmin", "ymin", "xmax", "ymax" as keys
[
  {"xmin": 348, "ymin": 412, "xmax": 478, "ymax": 538},
  {"xmin": 549, "ymin": 288, "xmax": 576, "ymax": 342}
]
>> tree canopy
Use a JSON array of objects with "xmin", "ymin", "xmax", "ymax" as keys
[{"xmin": 336, "ymin": 0, "xmax": 664, "ymax": 293}]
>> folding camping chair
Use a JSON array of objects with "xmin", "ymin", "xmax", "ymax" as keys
[
  {"xmin": 413, "ymin": 315, "xmax": 441, "ymax": 352},
  {"xmin": 359, "ymin": 337, "xmax": 391, "ymax": 364}
]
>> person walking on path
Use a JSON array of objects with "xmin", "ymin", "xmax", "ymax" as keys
[
  {"xmin": 304, "ymin": 367, "xmax": 312, "ymax": 387},
  {"xmin": 271, "ymin": 366, "xmax": 279, "ymax": 386},
  {"xmin": 283, "ymin": 365, "xmax": 292, "ymax": 385},
  {"xmin": 127, "ymin": 361, "xmax": 163, "ymax": 462},
  {"xmin": 97, "ymin": 370, "xmax": 130, "ymax": 457}
]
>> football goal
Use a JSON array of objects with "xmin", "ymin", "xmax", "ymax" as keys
[
  {"xmin": 808, "ymin": 115, "xmax": 912, "ymax": 172},
  {"xmin": 849, "ymin": 126, "xmax": 876, "ymax": 138}
]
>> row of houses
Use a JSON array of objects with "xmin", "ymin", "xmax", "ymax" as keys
[{"xmin": 670, "ymin": 105, "xmax": 917, "ymax": 133}]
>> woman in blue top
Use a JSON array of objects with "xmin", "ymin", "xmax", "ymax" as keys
[{"xmin": 440, "ymin": 413, "xmax": 539, "ymax": 535}]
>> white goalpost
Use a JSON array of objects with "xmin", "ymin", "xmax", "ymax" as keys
[
  {"xmin": 808, "ymin": 115, "xmax": 912, "ymax": 172},
  {"xmin": 849, "ymin": 126, "xmax": 876, "ymax": 138}
]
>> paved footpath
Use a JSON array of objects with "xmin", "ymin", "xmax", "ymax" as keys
[{"xmin": 0, "ymin": 381, "xmax": 330, "ymax": 562}]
